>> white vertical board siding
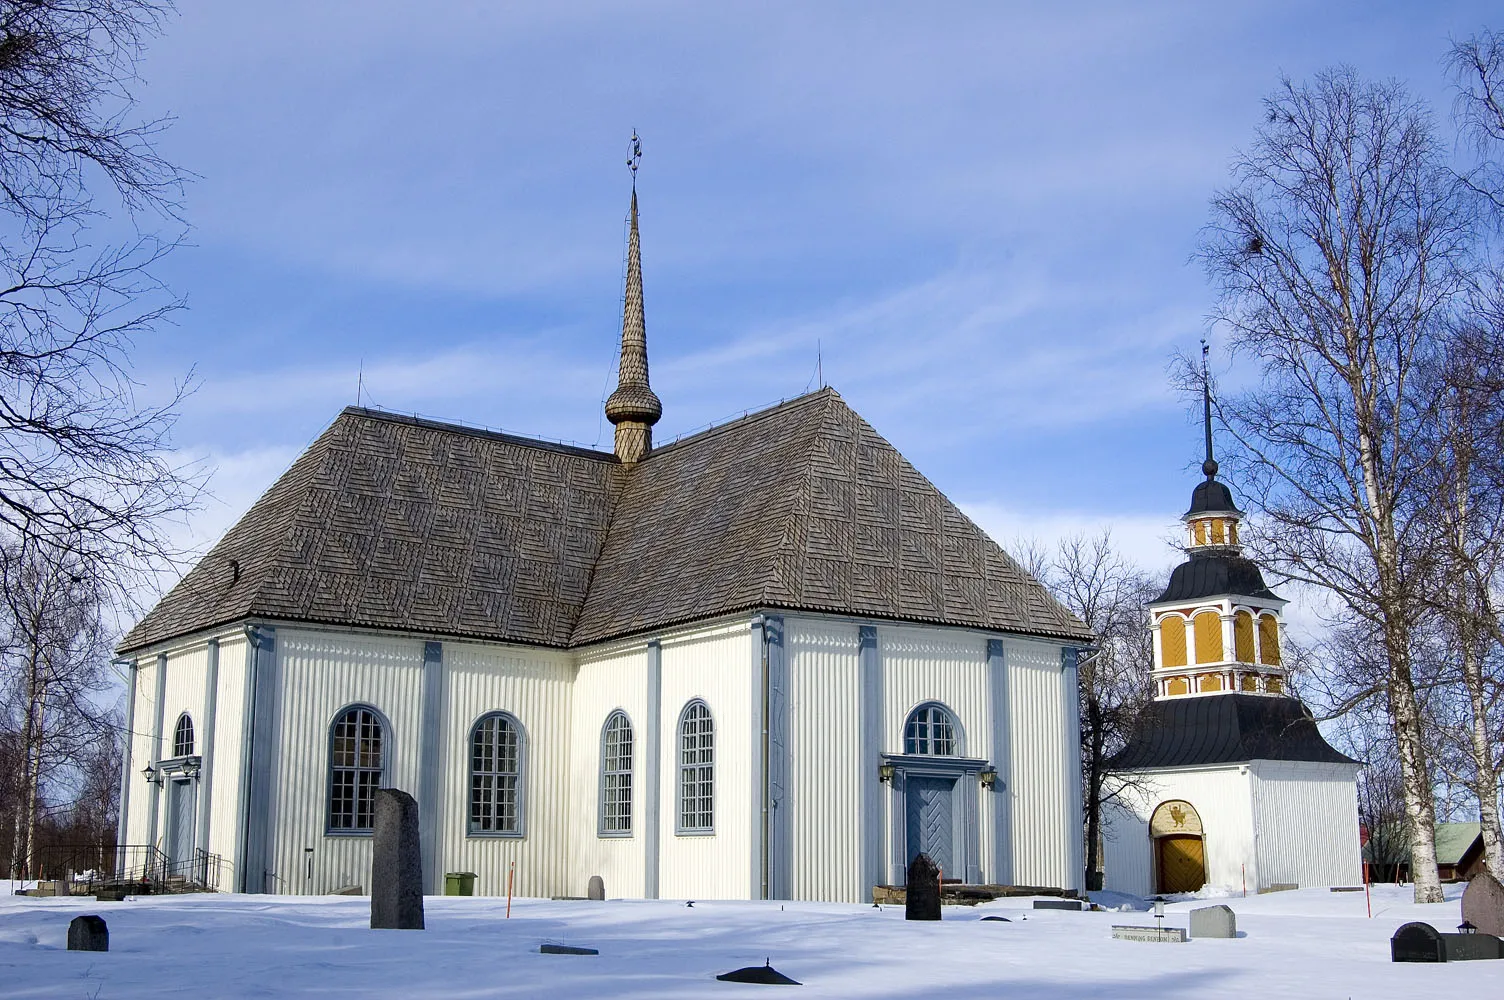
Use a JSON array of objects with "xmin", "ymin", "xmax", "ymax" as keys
[
  {"xmin": 162, "ymin": 646, "xmax": 209, "ymax": 752},
  {"xmin": 1101, "ymin": 798, "xmax": 1153, "ymax": 896},
  {"xmin": 567, "ymin": 644, "xmax": 649, "ymax": 899},
  {"xmin": 785, "ymin": 618, "xmax": 862, "ymax": 902},
  {"xmin": 881, "ymin": 628, "xmax": 990, "ymax": 758},
  {"xmin": 881, "ymin": 627, "xmax": 993, "ymax": 883},
  {"xmin": 208, "ymin": 635, "xmax": 249, "ymax": 868},
  {"xmin": 1251, "ymin": 761, "xmax": 1362, "ymax": 889},
  {"xmin": 1102, "ymin": 767, "xmax": 1256, "ymax": 893},
  {"xmin": 123, "ymin": 657, "xmax": 160, "ymax": 845},
  {"xmin": 658, "ymin": 625, "xmax": 752, "ymax": 900},
  {"xmin": 441, "ymin": 642, "xmax": 574, "ymax": 899},
  {"xmin": 273, "ymin": 630, "xmax": 425, "ymax": 895},
  {"xmin": 1005, "ymin": 639, "xmax": 1076, "ymax": 890}
]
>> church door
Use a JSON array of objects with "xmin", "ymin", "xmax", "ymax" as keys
[
  {"xmin": 1157, "ymin": 836, "xmax": 1205, "ymax": 894},
  {"xmin": 165, "ymin": 777, "xmax": 197, "ymax": 869},
  {"xmin": 905, "ymin": 775, "xmax": 956, "ymax": 876}
]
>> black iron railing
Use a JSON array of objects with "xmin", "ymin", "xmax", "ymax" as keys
[{"xmin": 23, "ymin": 844, "xmax": 225, "ymax": 894}]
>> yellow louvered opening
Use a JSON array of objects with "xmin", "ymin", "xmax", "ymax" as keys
[
  {"xmin": 1194, "ymin": 610, "xmax": 1223, "ymax": 664},
  {"xmin": 1259, "ymin": 614, "xmax": 1281, "ymax": 665},
  {"xmin": 1160, "ymin": 616, "xmax": 1187, "ymax": 668},
  {"xmin": 1234, "ymin": 610, "xmax": 1255, "ymax": 662}
]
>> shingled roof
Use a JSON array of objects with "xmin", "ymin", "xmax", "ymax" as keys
[
  {"xmin": 1106, "ymin": 694, "xmax": 1358, "ymax": 770},
  {"xmin": 120, "ymin": 389, "xmax": 1090, "ymax": 652}
]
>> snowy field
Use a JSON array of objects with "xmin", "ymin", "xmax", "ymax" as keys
[{"xmin": 1, "ymin": 882, "xmax": 1497, "ymax": 998}]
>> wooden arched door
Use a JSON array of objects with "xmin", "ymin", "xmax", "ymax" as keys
[{"xmin": 1150, "ymin": 800, "xmax": 1205, "ymax": 894}]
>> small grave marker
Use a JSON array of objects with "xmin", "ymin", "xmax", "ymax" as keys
[
  {"xmin": 1391, "ymin": 921, "xmax": 1504, "ymax": 963},
  {"xmin": 66, "ymin": 916, "xmax": 108, "ymax": 952},
  {"xmin": 1111, "ymin": 924, "xmax": 1187, "ymax": 943},
  {"xmin": 540, "ymin": 944, "xmax": 598, "ymax": 955},
  {"xmin": 717, "ymin": 962, "xmax": 801, "ymax": 985},
  {"xmin": 1189, "ymin": 904, "xmax": 1236, "ymax": 939},
  {"xmin": 587, "ymin": 875, "xmax": 605, "ymax": 901},
  {"xmin": 904, "ymin": 854, "xmax": 941, "ymax": 921},
  {"xmin": 1033, "ymin": 899, "xmax": 1082, "ymax": 911}
]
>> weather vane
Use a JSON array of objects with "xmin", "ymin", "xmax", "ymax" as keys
[{"xmin": 628, "ymin": 130, "xmax": 642, "ymax": 184}]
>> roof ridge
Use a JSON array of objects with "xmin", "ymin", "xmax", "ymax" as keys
[
  {"xmin": 644, "ymin": 388, "xmax": 841, "ymax": 459},
  {"xmin": 340, "ymin": 406, "xmax": 617, "ymax": 461}
]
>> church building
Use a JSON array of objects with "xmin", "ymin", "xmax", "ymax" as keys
[
  {"xmin": 115, "ymin": 180, "xmax": 1094, "ymax": 903},
  {"xmin": 1101, "ymin": 372, "xmax": 1362, "ymax": 895}
]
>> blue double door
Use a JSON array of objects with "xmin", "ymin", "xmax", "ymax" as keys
[{"xmin": 905, "ymin": 775, "xmax": 957, "ymax": 876}]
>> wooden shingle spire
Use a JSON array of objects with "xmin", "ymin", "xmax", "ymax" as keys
[{"xmin": 605, "ymin": 132, "xmax": 662, "ymax": 463}]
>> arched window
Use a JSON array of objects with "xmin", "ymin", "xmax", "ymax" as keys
[
  {"xmin": 677, "ymin": 701, "xmax": 714, "ymax": 833},
  {"xmin": 172, "ymin": 713, "xmax": 195, "ymax": 758},
  {"xmin": 904, "ymin": 703, "xmax": 958, "ymax": 756},
  {"xmin": 328, "ymin": 706, "xmax": 384, "ymax": 832},
  {"xmin": 470, "ymin": 713, "xmax": 524, "ymax": 835},
  {"xmin": 599, "ymin": 711, "xmax": 634, "ymax": 836}
]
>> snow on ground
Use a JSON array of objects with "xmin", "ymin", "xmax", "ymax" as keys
[{"xmin": 1, "ymin": 883, "xmax": 1498, "ymax": 998}]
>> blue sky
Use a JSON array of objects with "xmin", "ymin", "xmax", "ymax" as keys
[{"xmin": 123, "ymin": 1, "xmax": 1495, "ymax": 588}]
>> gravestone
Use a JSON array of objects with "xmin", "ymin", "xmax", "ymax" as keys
[
  {"xmin": 370, "ymin": 788, "xmax": 424, "ymax": 930},
  {"xmin": 66, "ymin": 915, "xmax": 108, "ymax": 952},
  {"xmin": 541, "ymin": 944, "xmax": 599, "ymax": 955},
  {"xmin": 1111, "ymin": 924, "xmax": 1187, "ymax": 943},
  {"xmin": 1462, "ymin": 872, "xmax": 1504, "ymax": 938},
  {"xmin": 1391, "ymin": 921, "xmax": 1504, "ymax": 962},
  {"xmin": 905, "ymin": 853, "xmax": 941, "ymax": 921},
  {"xmin": 587, "ymin": 875, "xmax": 605, "ymax": 901},
  {"xmin": 1189, "ymin": 904, "xmax": 1236, "ymax": 939},
  {"xmin": 1033, "ymin": 899, "xmax": 1082, "ymax": 911}
]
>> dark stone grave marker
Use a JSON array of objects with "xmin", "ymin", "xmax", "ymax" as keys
[
  {"xmin": 905, "ymin": 853, "xmax": 941, "ymax": 921},
  {"xmin": 370, "ymin": 788, "xmax": 424, "ymax": 930},
  {"xmin": 1391, "ymin": 921, "xmax": 1504, "ymax": 962},
  {"xmin": 541, "ymin": 944, "xmax": 598, "ymax": 955},
  {"xmin": 587, "ymin": 875, "xmax": 605, "ymax": 901},
  {"xmin": 66, "ymin": 916, "xmax": 108, "ymax": 952},
  {"xmin": 1033, "ymin": 899, "xmax": 1082, "ymax": 911},
  {"xmin": 1189, "ymin": 904, "xmax": 1236, "ymax": 939},
  {"xmin": 1463, "ymin": 872, "xmax": 1504, "ymax": 939}
]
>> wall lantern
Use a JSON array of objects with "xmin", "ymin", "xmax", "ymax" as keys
[
  {"xmin": 979, "ymin": 768, "xmax": 998, "ymax": 790},
  {"xmin": 1459, "ymin": 920, "xmax": 1477, "ymax": 935},
  {"xmin": 878, "ymin": 763, "xmax": 895, "ymax": 783},
  {"xmin": 1153, "ymin": 899, "xmax": 1166, "ymax": 931},
  {"xmin": 141, "ymin": 763, "xmax": 160, "ymax": 785}
]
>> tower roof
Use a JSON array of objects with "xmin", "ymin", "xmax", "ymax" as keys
[
  {"xmin": 1154, "ymin": 551, "xmax": 1279, "ymax": 605},
  {"xmin": 604, "ymin": 187, "xmax": 662, "ymax": 430},
  {"xmin": 1107, "ymin": 694, "xmax": 1357, "ymax": 769}
]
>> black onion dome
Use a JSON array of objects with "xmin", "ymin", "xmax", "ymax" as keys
[
  {"xmin": 1106, "ymin": 694, "xmax": 1358, "ymax": 769},
  {"xmin": 1156, "ymin": 552, "xmax": 1279, "ymax": 604},
  {"xmin": 1185, "ymin": 477, "xmax": 1242, "ymax": 517}
]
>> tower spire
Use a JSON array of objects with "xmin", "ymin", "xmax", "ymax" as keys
[
  {"xmin": 605, "ymin": 131, "xmax": 662, "ymax": 464},
  {"xmin": 1201, "ymin": 339, "xmax": 1218, "ymax": 480}
]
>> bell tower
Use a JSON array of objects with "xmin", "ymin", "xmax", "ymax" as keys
[
  {"xmin": 604, "ymin": 132, "xmax": 662, "ymax": 464},
  {"xmin": 1148, "ymin": 343, "xmax": 1288, "ymax": 700}
]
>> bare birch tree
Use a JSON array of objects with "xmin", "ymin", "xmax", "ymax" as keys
[
  {"xmin": 1034, "ymin": 530, "xmax": 1158, "ymax": 891},
  {"xmin": 1199, "ymin": 68, "xmax": 1473, "ymax": 902},
  {"xmin": 1, "ymin": 537, "xmax": 110, "ymax": 879},
  {"xmin": 0, "ymin": 1, "xmax": 198, "ymax": 590}
]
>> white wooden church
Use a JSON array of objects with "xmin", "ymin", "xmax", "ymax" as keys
[
  {"xmin": 1100, "ymin": 395, "xmax": 1363, "ymax": 895},
  {"xmin": 115, "ymin": 183, "xmax": 1094, "ymax": 902}
]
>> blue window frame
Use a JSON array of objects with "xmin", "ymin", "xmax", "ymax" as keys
[
  {"xmin": 599, "ymin": 710, "xmax": 633, "ymax": 836},
  {"xmin": 172, "ymin": 712, "xmax": 195, "ymax": 758},
  {"xmin": 470, "ymin": 712, "xmax": 525, "ymax": 836},
  {"xmin": 328, "ymin": 705, "xmax": 386, "ymax": 832},
  {"xmin": 904, "ymin": 703, "xmax": 960, "ymax": 756},
  {"xmin": 677, "ymin": 700, "xmax": 714, "ymax": 834}
]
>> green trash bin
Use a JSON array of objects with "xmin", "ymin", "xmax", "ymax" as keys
[{"xmin": 444, "ymin": 872, "xmax": 477, "ymax": 896}]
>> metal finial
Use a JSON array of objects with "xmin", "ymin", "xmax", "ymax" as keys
[
  {"xmin": 627, "ymin": 130, "xmax": 642, "ymax": 182},
  {"xmin": 1201, "ymin": 339, "xmax": 1218, "ymax": 479}
]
